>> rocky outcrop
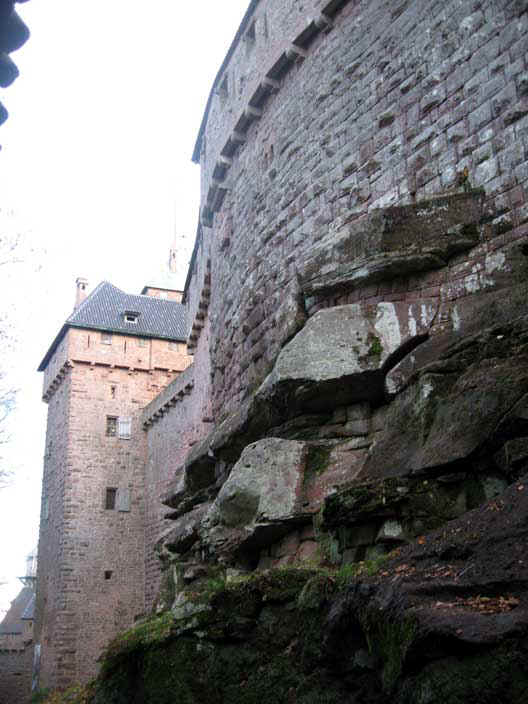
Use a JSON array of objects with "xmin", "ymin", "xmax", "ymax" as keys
[
  {"xmin": 156, "ymin": 189, "xmax": 528, "ymax": 586},
  {"xmin": 257, "ymin": 300, "xmax": 436, "ymax": 413},
  {"xmin": 301, "ymin": 192, "xmax": 484, "ymax": 298},
  {"xmin": 65, "ymin": 473, "xmax": 528, "ymax": 704},
  {"xmin": 200, "ymin": 438, "xmax": 309, "ymax": 561},
  {"xmin": 363, "ymin": 316, "xmax": 528, "ymax": 479}
]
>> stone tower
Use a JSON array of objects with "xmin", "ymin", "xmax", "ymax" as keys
[{"xmin": 34, "ymin": 280, "xmax": 190, "ymax": 690}]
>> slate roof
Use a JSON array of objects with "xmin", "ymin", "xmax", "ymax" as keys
[
  {"xmin": 0, "ymin": 587, "xmax": 33, "ymax": 635},
  {"xmin": 38, "ymin": 281, "xmax": 187, "ymax": 371}
]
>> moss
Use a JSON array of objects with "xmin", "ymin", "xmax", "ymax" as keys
[
  {"xmin": 368, "ymin": 335, "xmax": 383, "ymax": 359},
  {"xmin": 335, "ymin": 552, "xmax": 389, "ymax": 586},
  {"xmin": 322, "ymin": 478, "xmax": 406, "ymax": 525},
  {"xmin": 100, "ymin": 612, "xmax": 173, "ymax": 675},
  {"xmin": 322, "ymin": 475, "xmax": 470, "ymax": 538},
  {"xmin": 360, "ymin": 611, "xmax": 418, "ymax": 694},
  {"xmin": 304, "ymin": 445, "xmax": 332, "ymax": 484},
  {"xmin": 460, "ymin": 222, "xmax": 479, "ymax": 238},
  {"xmin": 37, "ymin": 684, "xmax": 95, "ymax": 704},
  {"xmin": 91, "ymin": 567, "xmax": 348, "ymax": 704},
  {"xmin": 297, "ymin": 572, "xmax": 335, "ymax": 610},
  {"xmin": 154, "ymin": 564, "xmax": 177, "ymax": 613},
  {"xmin": 395, "ymin": 644, "xmax": 528, "ymax": 704}
]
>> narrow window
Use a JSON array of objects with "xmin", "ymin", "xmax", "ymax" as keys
[
  {"xmin": 106, "ymin": 416, "xmax": 117, "ymax": 437},
  {"xmin": 101, "ymin": 332, "xmax": 112, "ymax": 345},
  {"xmin": 110, "ymin": 385, "xmax": 116, "ymax": 399},
  {"xmin": 104, "ymin": 570, "xmax": 113, "ymax": 580},
  {"xmin": 105, "ymin": 488, "xmax": 117, "ymax": 510},
  {"xmin": 138, "ymin": 338, "xmax": 147, "ymax": 348},
  {"xmin": 118, "ymin": 417, "xmax": 131, "ymax": 440}
]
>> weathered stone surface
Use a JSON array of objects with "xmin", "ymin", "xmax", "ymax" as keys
[
  {"xmin": 495, "ymin": 437, "xmax": 528, "ymax": 474},
  {"xmin": 257, "ymin": 301, "xmax": 436, "ymax": 414},
  {"xmin": 376, "ymin": 519, "xmax": 404, "ymax": 543},
  {"xmin": 301, "ymin": 192, "xmax": 484, "ymax": 297},
  {"xmin": 363, "ymin": 317, "xmax": 528, "ymax": 480},
  {"xmin": 200, "ymin": 438, "xmax": 309, "ymax": 558},
  {"xmin": 90, "ymin": 475, "xmax": 528, "ymax": 704},
  {"xmin": 386, "ymin": 249, "xmax": 528, "ymax": 395},
  {"xmin": 159, "ymin": 502, "xmax": 212, "ymax": 555}
]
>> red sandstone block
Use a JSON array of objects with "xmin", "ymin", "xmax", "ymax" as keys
[{"xmin": 296, "ymin": 540, "xmax": 319, "ymax": 563}]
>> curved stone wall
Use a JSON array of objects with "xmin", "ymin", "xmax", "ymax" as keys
[{"xmin": 192, "ymin": 0, "xmax": 528, "ymax": 419}]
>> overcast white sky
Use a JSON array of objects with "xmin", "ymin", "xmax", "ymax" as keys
[{"xmin": 0, "ymin": 0, "xmax": 249, "ymax": 616}]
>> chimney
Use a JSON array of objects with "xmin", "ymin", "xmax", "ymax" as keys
[{"xmin": 75, "ymin": 277, "xmax": 88, "ymax": 309}]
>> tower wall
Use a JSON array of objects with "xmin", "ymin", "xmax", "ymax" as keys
[
  {"xmin": 35, "ymin": 328, "xmax": 190, "ymax": 689},
  {"xmin": 191, "ymin": 0, "xmax": 528, "ymax": 420}
]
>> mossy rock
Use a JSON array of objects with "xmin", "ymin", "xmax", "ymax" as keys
[
  {"xmin": 395, "ymin": 644, "xmax": 528, "ymax": 704},
  {"xmin": 92, "ymin": 567, "xmax": 348, "ymax": 704}
]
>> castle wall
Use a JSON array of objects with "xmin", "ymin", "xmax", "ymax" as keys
[
  {"xmin": 143, "ymin": 318, "xmax": 212, "ymax": 609},
  {"xmin": 66, "ymin": 328, "xmax": 189, "ymax": 374},
  {"xmin": 36, "ymin": 328, "xmax": 191, "ymax": 689},
  {"xmin": 34, "ymin": 0, "xmax": 528, "ymax": 690},
  {"xmin": 192, "ymin": 0, "xmax": 528, "ymax": 419},
  {"xmin": 0, "ymin": 646, "xmax": 33, "ymax": 704}
]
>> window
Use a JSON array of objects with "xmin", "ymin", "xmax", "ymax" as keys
[
  {"xmin": 106, "ymin": 416, "xmax": 117, "ymax": 436},
  {"xmin": 118, "ymin": 417, "xmax": 131, "ymax": 440},
  {"xmin": 106, "ymin": 416, "xmax": 131, "ymax": 439},
  {"xmin": 104, "ymin": 487, "xmax": 130, "ymax": 512},
  {"xmin": 168, "ymin": 341, "xmax": 180, "ymax": 351},
  {"xmin": 138, "ymin": 338, "xmax": 147, "ymax": 348},
  {"xmin": 104, "ymin": 570, "xmax": 113, "ymax": 580},
  {"xmin": 110, "ymin": 385, "xmax": 117, "ymax": 399},
  {"xmin": 124, "ymin": 312, "xmax": 139, "ymax": 324},
  {"xmin": 101, "ymin": 332, "xmax": 112, "ymax": 345},
  {"xmin": 105, "ymin": 488, "xmax": 117, "ymax": 510},
  {"xmin": 159, "ymin": 291, "xmax": 168, "ymax": 299}
]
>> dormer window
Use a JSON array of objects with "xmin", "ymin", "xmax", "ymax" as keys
[{"xmin": 123, "ymin": 311, "xmax": 140, "ymax": 324}]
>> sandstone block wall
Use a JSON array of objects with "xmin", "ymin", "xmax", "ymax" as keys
[
  {"xmin": 36, "ymin": 328, "xmax": 191, "ymax": 690},
  {"xmin": 143, "ymin": 319, "xmax": 212, "ymax": 609},
  {"xmin": 0, "ymin": 647, "xmax": 33, "ymax": 704},
  {"xmin": 190, "ymin": 0, "xmax": 528, "ymax": 420}
]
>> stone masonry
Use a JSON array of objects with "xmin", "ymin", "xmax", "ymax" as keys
[
  {"xmin": 154, "ymin": 0, "xmax": 528, "ymax": 609},
  {"xmin": 35, "ymin": 284, "xmax": 191, "ymax": 691},
  {"xmin": 34, "ymin": 0, "xmax": 528, "ymax": 696}
]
